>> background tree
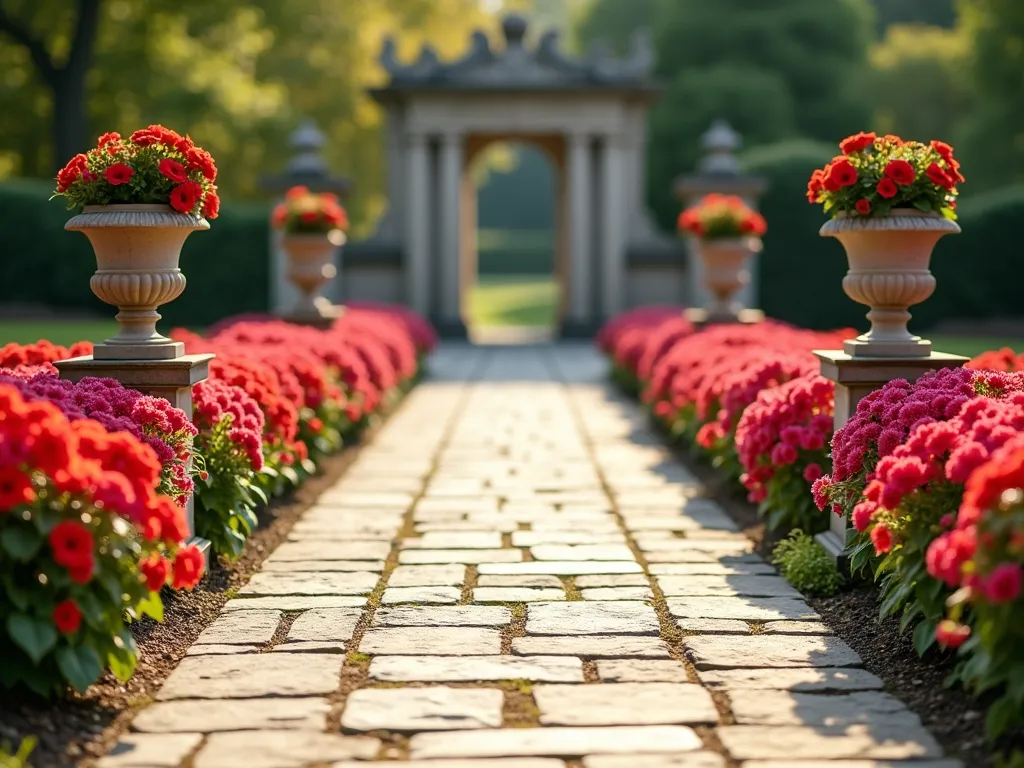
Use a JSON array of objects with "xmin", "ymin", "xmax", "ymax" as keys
[
  {"xmin": 0, "ymin": 0, "xmax": 102, "ymax": 170},
  {"xmin": 956, "ymin": 0, "xmax": 1024, "ymax": 189}
]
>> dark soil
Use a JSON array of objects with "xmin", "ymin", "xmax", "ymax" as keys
[
  {"xmin": 670, "ymin": 441, "xmax": 1020, "ymax": 768},
  {"xmin": 0, "ymin": 436, "xmax": 372, "ymax": 768}
]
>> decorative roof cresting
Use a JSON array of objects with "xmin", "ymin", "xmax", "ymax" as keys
[{"xmin": 378, "ymin": 13, "xmax": 654, "ymax": 90}]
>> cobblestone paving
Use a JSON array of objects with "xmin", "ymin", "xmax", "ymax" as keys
[{"xmin": 100, "ymin": 345, "xmax": 963, "ymax": 768}]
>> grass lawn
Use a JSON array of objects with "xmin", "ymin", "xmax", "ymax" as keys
[
  {"xmin": 0, "ymin": 320, "xmax": 119, "ymax": 347},
  {"xmin": 928, "ymin": 335, "xmax": 1024, "ymax": 358},
  {"xmin": 465, "ymin": 275, "xmax": 560, "ymax": 328}
]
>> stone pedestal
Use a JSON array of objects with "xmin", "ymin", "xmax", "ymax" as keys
[
  {"xmin": 685, "ymin": 307, "xmax": 764, "ymax": 329},
  {"xmin": 55, "ymin": 353, "xmax": 215, "ymax": 559},
  {"xmin": 813, "ymin": 349, "xmax": 968, "ymax": 566},
  {"xmin": 278, "ymin": 304, "xmax": 343, "ymax": 330}
]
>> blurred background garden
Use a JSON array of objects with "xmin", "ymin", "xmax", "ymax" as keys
[{"xmin": 0, "ymin": 0, "xmax": 1021, "ymax": 350}]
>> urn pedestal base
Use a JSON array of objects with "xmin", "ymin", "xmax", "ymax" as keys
[
  {"xmin": 686, "ymin": 307, "xmax": 764, "ymax": 328},
  {"xmin": 54, "ymin": 353, "xmax": 216, "ymax": 562},
  {"xmin": 277, "ymin": 299, "xmax": 344, "ymax": 330},
  {"xmin": 843, "ymin": 336, "xmax": 931, "ymax": 358},
  {"xmin": 812, "ymin": 349, "xmax": 968, "ymax": 569}
]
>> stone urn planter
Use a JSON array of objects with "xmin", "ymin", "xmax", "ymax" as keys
[
  {"xmin": 66, "ymin": 204, "xmax": 209, "ymax": 360},
  {"xmin": 282, "ymin": 230, "xmax": 345, "ymax": 319},
  {"xmin": 822, "ymin": 209, "xmax": 960, "ymax": 357},
  {"xmin": 695, "ymin": 236, "xmax": 762, "ymax": 323}
]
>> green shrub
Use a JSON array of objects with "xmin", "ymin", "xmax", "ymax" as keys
[
  {"xmin": 772, "ymin": 530, "xmax": 844, "ymax": 597},
  {"xmin": 0, "ymin": 180, "xmax": 271, "ymax": 328}
]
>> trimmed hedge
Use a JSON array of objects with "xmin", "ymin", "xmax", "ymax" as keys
[
  {"xmin": 0, "ymin": 180, "xmax": 271, "ymax": 327},
  {"xmin": 744, "ymin": 141, "xmax": 1024, "ymax": 331}
]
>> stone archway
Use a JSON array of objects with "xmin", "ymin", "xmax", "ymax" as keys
[
  {"xmin": 343, "ymin": 13, "xmax": 685, "ymax": 338},
  {"xmin": 462, "ymin": 134, "xmax": 566, "ymax": 333}
]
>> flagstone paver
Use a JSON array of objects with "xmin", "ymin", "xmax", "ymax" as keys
[
  {"xmin": 102, "ymin": 345, "xmax": 958, "ymax": 767},
  {"xmin": 131, "ymin": 698, "xmax": 330, "ymax": 733},
  {"xmin": 533, "ymin": 682, "xmax": 718, "ymax": 726},
  {"xmin": 342, "ymin": 687, "xmax": 504, "ymax": 732}
]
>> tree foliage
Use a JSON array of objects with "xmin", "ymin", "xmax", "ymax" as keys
[{"xmin": 0, "ymin": 0, "xmax": 496, "ymax": 231}]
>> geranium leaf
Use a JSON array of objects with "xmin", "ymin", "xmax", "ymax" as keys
[
  {"xmin": 7, "ymin": 612, "xmax": 57, "ymax": 664},
  {"xmin": 56, "ymin": 644, "xmax": 103, "ymax": 692},
  {"xmin": 1, "ymin": 526, "xmax": 42, "ymax": 561}
]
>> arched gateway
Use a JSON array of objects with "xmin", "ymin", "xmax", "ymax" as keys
[{"xmin": 343, "ymin": 14, "xmax": 682, "ymax": 337}]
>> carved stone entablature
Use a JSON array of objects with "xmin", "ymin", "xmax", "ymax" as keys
[{"xmin": 376, "ymin": 13, "xmax": 655, "ymax": 95}]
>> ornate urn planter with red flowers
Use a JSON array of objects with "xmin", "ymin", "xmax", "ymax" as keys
[
  {"xmin": 272, "ymin": 186, "xmax": 349, "ymax": 321},
  {"xmin": 54, "ymin": 126, "xmax": 220, "ymax": 360},
  {"xmin": 808, "ymin": 133, "xmax": 962, "ymax": 357},
  {"xmin": 678, "ymin": 193, "xmax": 767, "ymax": 323}
]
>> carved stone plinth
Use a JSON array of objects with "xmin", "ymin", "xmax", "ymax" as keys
[
  {"xmin": 278, "ymin": 304, "xmax": 343, "ymax": 330},
  {"xmin": 813, "ymin": 349, "xmax": 968, "ymax": 567},
  {"xmin": 55, "ymin": 353, "xmax": 215, "ymax": 559}
]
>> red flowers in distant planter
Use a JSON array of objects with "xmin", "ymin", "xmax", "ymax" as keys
[
  {"xmin": 52, "ymin": 125, "xmax": 220, "ymax": 220},
  {"xmin": 272, "ymin": 186, "xmax": 349, "ymax": 235},
  {"xmin": 677, "ymin": 193, "xmax": 766, "ymax": 240},
  {"xmin": 808, "ymin": 132, "xmax": 962, "ymax": 219}
]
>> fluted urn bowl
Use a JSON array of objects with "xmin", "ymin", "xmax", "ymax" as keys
[
  {"xmin": 822, "ymin": 209, "xmax": 959, "ymax": 358},
  {"xmin": 282, "ymin": 231, "xmax": 345, "ymax": 318},
  {"xmin": 66, "ymin": 204, "xmax": 208, "ymax": 360},
  {"xmin": 695, "ymin": 236, "xmax": 761, "ymax": 323}
]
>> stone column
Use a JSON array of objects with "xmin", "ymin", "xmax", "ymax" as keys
[
  {"xmin": 55, "ymin": 354, "xmax": 215, "ymax": 559},
  {"xmin": 567, "ymin": 131, "xmax": 592, "ymax": 331},
  {"xmin": 439, "ymin": 131, "xmax": 466, "ymax": 336},
  {"xmin": 599, "ymin": 134, "xmax": 626, "ymax": 321},
  {"xmin": 814, "ymin": 350, "xmax": 968, "ymax": 566},
  {"xmin": 405, "ymin": 131, "xmax": 431, "ymax": 317},
  {"xmin": 380, "ymin": 103, "xmax": 405, "ymax": 242}
]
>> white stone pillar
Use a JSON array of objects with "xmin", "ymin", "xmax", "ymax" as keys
[
  {"xmin": 439, "ymin": 131, "xmax": 464, "ymax": 330},
  {"xmin": 405, "ymin": 131, "xmax": 430, "ymax": 316},
  {"xmin": 567, "ymin": 131, "xmax": 592, "ymax": 327},
  {"xmin": 600, "ymin": 134, "xmax": 626, "ymax": 319}
]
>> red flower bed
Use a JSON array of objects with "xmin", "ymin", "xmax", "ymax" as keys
[
  {"xmin": 0, "ymin": 385, "xmax": 202, "ymax": 697},
  {"xmin": 599, "ymin": 307, "xmax": 1024, "ymax": 739}
]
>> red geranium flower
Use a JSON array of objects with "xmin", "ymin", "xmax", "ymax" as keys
[
  {"xmin": 52, "ymin": 600, "xmax": 83, "ymax": 634},
  {"xmin": 104, "ymin": 163, "xmax": 135, "ymax": 186},
  {"xmin": 839, "ymin": 131, "xmax": 876, "ymax": 155},
  {"xmin": 139, "ymin": 554, "xmax": 170, "ymax": 592},
  {"xmin": 936, "ymin": 619, "xmax": 970, "ymax": 648},
  {"xmin": 172, "ymin": 545, "xmax": 204, "ymax": 590},
  {"xmin": 0, "ymin": 466, "xmax": 34, "ymax": 508},
  {"xmin": 825, "ymin": 159, "xmax": 858, "ymax": 188},
  {"xmin": 202, "ymin": 192, "xmax": 220, "ymax": 220},
  {"xmin": 97, "ymin": 132, "xmax": 121, "ymax": 147},
  {"xmin": 158, "ymin": 158, "xmax": 189, "ymax": 184},
  {"xmin": 855, "ymin": 199, "xmax": 871, "ymax": 215},
  {"xmin": 48, "ymin": 521, "xmax": 95, "ymax": 570},
  {"xmin": 877, "ymin": 178, "xmax": 898, "ymax": 199},
  {"xmin": 926, "ymin": 162, "xmax": 955, "ymax": 191},
  {"xmin": 884, "ymin": 159, "xmax": 916, "ymax": 186},
  {"xmin": 169, "ymin": 181, "xmax": 203, "ymax": 214}
]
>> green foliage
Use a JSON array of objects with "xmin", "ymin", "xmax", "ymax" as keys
[
  {"xmin": 759, "ymin": 464, "xmax": 830, "ymax": 535},
  {"xmin": 957, "ymin": 0, "xmax": 1024, "ymax": 189},
  {"xmin": 193, "ymin": 415, "xmax": 267, "ymax": 560},
  {"xmin": 0, "ymin": 737, "xmax": 35, "ymax": 768},
  {"xmin": 577, "ymin": 0, "xmax": 873, "ymax": 233},
  {"xmin": 772, "ymin": 530, "xmax": 845, "ymax": 597},
  {"xmin": 868, "ymin": 24, "xmax": 972, "ymax": 141},
  {"xmin": 869, "ymin": 0, "xmax": 957, "ymax": 30},
  {"xmin": 0, "ymin": 480, "xmax": 160, "ymax": 697},
  {"xmin": 0, "ymin": 181, "xmax": 270, "ymax": 327}
]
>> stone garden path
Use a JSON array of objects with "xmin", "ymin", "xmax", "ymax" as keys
[{"xmin": 99, "ymin": 345, "xmax": 962, "ymax": 768}]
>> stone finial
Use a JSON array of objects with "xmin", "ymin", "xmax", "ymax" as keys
[
  {"xmin": 261, "ymin": 118, "xmax": 351, "ymax": 195},
  {"xmin": 502, "ymin": 14, "xmax": 529, "ymax": 47},
  {"xmin": 698, "ymin": 120, "xmax": 742, "ymax": 175},
  {"xmin": 287, "ymin": 119, "xmax": 329, "ymax": 176}
]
